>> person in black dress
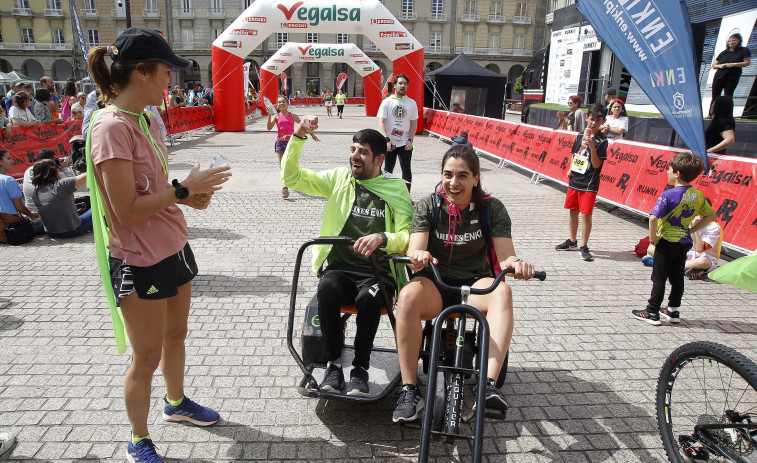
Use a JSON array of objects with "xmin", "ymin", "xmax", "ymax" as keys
[
  {"xmin": 711, "ymin": 33, "xmax": 751, "ymax": 100},
  {"xmin": 706, "ymin": 96, "xmax": 735, "ymax": 154}
]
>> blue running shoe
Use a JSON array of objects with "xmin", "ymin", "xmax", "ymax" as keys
[
  {"xmin": 127, "ymin": 438, "xmax": 164, "ymax": 463},
  {"xmin": 162, "ymin": 396, "xmax": 219, "ymax": 426},
  {"xmin": 641, "ymin": 255, "xmax": 653, "ymax": 267}
]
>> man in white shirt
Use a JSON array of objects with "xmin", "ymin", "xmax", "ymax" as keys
[{"xmin": 377, "ymin": 74, "xmax": 418, "ymax": 192}]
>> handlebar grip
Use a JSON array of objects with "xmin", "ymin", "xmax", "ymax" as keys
[
  {"xmin": 534, "ymin": 270, "xmax": 547, "ymax": 281},
  {"xmin": 313, "ymin": 236, "xmax": 356, "ymax": 246}
]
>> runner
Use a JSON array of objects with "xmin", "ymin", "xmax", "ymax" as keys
[
  {"xmin": 335, "ymin": 89, "xmax": 346, "ymax": 119},
  {"xmin": 323, "ymin": 90, "xmax": 334, "ymax": 118}
]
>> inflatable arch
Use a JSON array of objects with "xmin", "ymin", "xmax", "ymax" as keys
[
  {"xmin": 259, "ymin": 43, "xmax": 382, "ymax": 117},
  {"xmin": 211, "ymin": 0, "xmax": 423, "ymax": 132}
]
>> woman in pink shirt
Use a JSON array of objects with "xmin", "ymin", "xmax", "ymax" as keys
[{"xmin": 87, "ymin": 28, "xmax": 231, "ymax": 463}]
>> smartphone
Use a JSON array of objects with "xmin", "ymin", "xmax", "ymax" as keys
[{"xmin": 209, "ymin": 154, "xmax": 230, "ymax": 169}]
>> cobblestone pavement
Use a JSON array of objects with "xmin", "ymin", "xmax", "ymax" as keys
[{"xmin": 1, "ymin": 106, "xmax": 755, "ymax": 462}]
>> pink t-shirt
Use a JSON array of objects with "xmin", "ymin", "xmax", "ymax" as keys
[
  {"xmin": 277, "ymin": 112, "xmax": 294, "ymax": 141},
  {"xmin": 90, "ymin": 109, "xmax": 188, "ymax": 267}
]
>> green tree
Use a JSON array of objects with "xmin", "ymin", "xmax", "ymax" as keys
[{"xmin": 514, "ymin": 75, "xmax": 524, "ymax": 95}]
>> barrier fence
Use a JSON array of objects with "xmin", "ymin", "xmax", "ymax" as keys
[{"xmin": 423, "ymin": 108, "xmax": 757, "ymax": 253}]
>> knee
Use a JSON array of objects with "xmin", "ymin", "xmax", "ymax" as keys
[
  {"xmin": 396, "ymin": 290, "xmax": 422, "ymax": 322},
  {"xmin": 131, "ymin": 349, "xmax": 162, "ymax": 376},
  {"xmin": 490, "ymin": 284, "xmax": 513, "ymax": 314},
  {"xmin": 164, "ymin": 325, "xmax": 188, "ymax": 346}
]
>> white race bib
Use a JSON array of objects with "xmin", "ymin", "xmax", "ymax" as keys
[{"xmin": 571, "ymin": 151, "xmax": 590, "ymax": 174}]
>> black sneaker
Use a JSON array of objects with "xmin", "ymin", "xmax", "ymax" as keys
[
  {"xmin": 392, "ymin": 384, "xmax": 424, "ymax": 423},
  {"xmin": 346, "ymin": 367, "xmax": 370, "ymax": 397},
  {"xmin": 579, "ymin": 245, "xmax": 593, "ymax": 261},
  {"xmin": 320, "ymin": 364, "xmax": 345, "ymax": 393},
  {"xmin": 555, "ymin": 239, "xmax": 578, "ymax": 251},
  {"xmin": 685, "ymin": 268, "xmax": 705, "ymax": 280},
  {"xmin": 484, "ymin": 378, "xmax": 509, "ymax": 411},
  {"xmin": 660, "ymin": 306, "xmax": 681, "ymax": 323},
  {"xmin": 282, "ymin": 187, "xmax": 289, "ymax": 199},
  {"xmin": 631, "ymin": 309, "xmax": 661, "ymax": 326}
]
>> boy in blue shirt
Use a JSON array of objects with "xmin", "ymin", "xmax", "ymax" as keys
[{"xmin": 632, "ymin": 152, "xmax": 715, "ymax": 325}]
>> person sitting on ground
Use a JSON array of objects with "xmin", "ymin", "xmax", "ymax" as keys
[
  {"xmin": 8, "ymin": 92, "xmax": 40, "ymax": 128},
  {"xmin": 30, "ymin": 159, "xmax": 92, "ymax": 239},
  {"xmin": 706, "ymin": 96, "xmax": 735, "ymax": 154},
  {"xmin": 600, "ymin": 99, "xmax": 629, "ymax": 140},
  {"xmin": 281, "ymin": 115, "xmax": 413, "ymax": 396},
  {"xmin": 0, "ymin": 149, "xmax": 44, "ymax": 240},
  {"xmin": 33, "ymin": 88, "xmax": 64, "ymax": 124},
  {"xmin": 451, "ymin": 130, "xmax": 473, "ymax": 147},
  {"xmin": 392, "ymin": 145, "xmax": 535, "ymax": 423},
  {"xmin": 23, "ymin": 148, "xmax": 74, "ymax": 213}
]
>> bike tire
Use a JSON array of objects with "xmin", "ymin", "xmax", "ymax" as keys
[
  {"xmin": 431, "ymin": 371, "xmax": 446, "ymax": 435},
  {"xmin": 656, "ymin": 341, "xmax": 757, "ymax": 463}
]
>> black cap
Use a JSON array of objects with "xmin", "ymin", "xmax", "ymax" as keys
[
  {"xmin": 604, "ymin": 87, "xmax": 617, "ymax": 96},
  {"xmin": 113, "ymin": 27, "xmax": 191, "ymax": 69}
]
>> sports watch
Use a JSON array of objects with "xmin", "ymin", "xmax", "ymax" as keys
[{"xmin": 172, "ymin": 179, "xmax": 189, "ymax": 200}]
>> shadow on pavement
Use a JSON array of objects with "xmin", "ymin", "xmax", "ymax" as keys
[
  {"xmin": 0, "ymin": 298, "xmax": 23, "ymax": 331},
  {"xmin": 193, "ymin": 274, "xmax": 291, "ymax": 296},
  {"xmin": 187, "ymin": 226, "xmax": 245, "ymax": 241},
  {"xmin": 678, "ymin": 319, "xmax": 757, "ymax": 334}
]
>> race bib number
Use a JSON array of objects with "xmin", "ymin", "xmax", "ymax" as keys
[
  {"xmin": 571, "ymin": 151, "xmax": 589, "ymax": 174},
  {"xmin": 391, "ymin": 128, "xmax": 405, "ymax": 138}
]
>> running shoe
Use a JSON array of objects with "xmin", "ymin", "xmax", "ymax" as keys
[
  {"xmin": 555, "ymin": 239, "xmax": 578, "ymax": 251},
  {"xmin": 484, "ymin": 378, "xmax": 509, "ymax": 411},
  {"xmin": 162, "ymin": 396, "xmax": 219, "ymax": 426},
  {"xmin": 282, "ymin": 187, "xmax": 289, "ymax": 199},
  {"xmin": 393, "ymin": 384, "xmax": 424, "ymax": 423},
  {"xmin": 631, "ymin": 309, "xmax": 661, "ymax": 326},
  {"xmin": 579, "ymin": 245, "xmax": 594, "ymax": 261},
  {"xmin": 346, "ymin": 366, "xmax": 370, "ymax": 397},
  {"xmin": 685, "ymin": 268, "xmax": 705, "ymax": 280},
  {"xmin": 641, "ymin": 255, "xmax": 653, "ymax": 267},
  {"xmin": 126, "ymin": 438, "xmax": 164, "ymax": 463},
  {"xmin": 320, "ymin": 364, "xmax": 345, "ymax": 393},
  {"xmin": 660, "ymin": 306, "xmax": 681, "ymax": 323}
]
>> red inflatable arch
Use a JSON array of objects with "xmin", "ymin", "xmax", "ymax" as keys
[{"xmin": 211, "ymin": 0, "xmax": 423, "ymax": 132}]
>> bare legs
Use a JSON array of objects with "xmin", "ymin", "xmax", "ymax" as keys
[{"xmin": 568, "ymin": 209, "xmax": 593, "ymax": 247}]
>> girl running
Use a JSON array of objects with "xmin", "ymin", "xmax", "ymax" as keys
[
  {"xmin": 267, "ymin": 94, "xmax": 318, "ymax": 198},
  {"xmin": 323, "ymin": 90, "xmax": 333, "ymax": 118}
]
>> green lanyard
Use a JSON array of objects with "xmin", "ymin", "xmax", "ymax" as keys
[{"xmin": 114, "ymin": 107, "xmax": 168, "ymax": 174}]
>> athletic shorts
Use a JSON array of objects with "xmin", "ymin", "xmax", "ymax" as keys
[
  {"xmin": 687, "ymin": 250, "xmax": 719, "ymax": 273},
  {"xmin": 324, "ymin": 101, "xmax": 333, "ymax": 107},
  {"xmin": 564, "ymin": 188, "xmax": 597, "ymax": 215},
  {"xmin": 109, "ymin": 242, "xmax": 198, "ymax": 306},
  {"xmin": 274, "ymin": 139, "xmax": 289, "ymax": 154},
  {"xmin": 413, "ymin": 269, "xmax": 482, "ymax": 309}
]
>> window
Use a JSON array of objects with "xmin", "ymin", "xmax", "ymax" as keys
[
  {"xmin": 181, "ymin": 0, "xmax": 191, "ymax": 10},
  {"xmin": 84, "ymin": 0, "xmax": 95, "ymax": 9},
  {"xmin": 489, "ymin": 34, "xmax": 500, "ymax": 49},
  {"xmin": 48, "ymin": 0, "xmax": 61, "ymax": 9},
  {"xmin": 307, "ymin": 62, "xmax": 319, "ymax": 76},
  {"xmin": 144, "ymin": 0, "xmax": 157, "ymax": 9},
  {"xmin": 214, "ymin": 29, "xmax": 223, "ymax": 39},
  {"xmin": 307, "ymin": 33, "xmax": 318, "ymax": 43},
  {"xmin": 464, "ymin": 32, "xmax": 474, "ymax": 49},
  {"xmin": 514, "ymin": 34, "xmax": 526, "ymax": 49},
  {"xmin": 211, "ymin": 0, "xmax": 221, "ymax": 8},
  {"xmin": 276, "ymin": 32, "xmax": 288, "ymax": 47},
  {"xmin": 16, "ymin": 0, "xmax": 30, "ymax": 8},
  {"xmin": 515, "ymin": 2, "xmax": 528, "ymax": 16},
  {"xmin": 491, "ymin": 1, "xmax": 503, "ymax": 14},
  {"xmin": 401, "ymin": 0, "xmax": 413, "ymax": 13},
  {"xmin": 337, "ymin": 33, "xmax": 348, "ymax": 44},
  {"xmin": 464, "ymin": 0, "xmax": 476, "ymax": 14},
  {"xmin": 0, "ymin": 29, "xmax": 3, "ymax": 43},
  {"xmin": 430, "ymin": 32, "xmax": 441, "ymax": 48},
  {"xmin": 53, "ymin": 28, "xmax": 65, "ymax": 43},
  {"xmin": 116, "ymin": 27, "xmax": 126, "ymax": 37},
  {"xmin": 21, "ymin": 27, "xmax": 35, "ymax": 43},
  {"xmin": 243, "ymin": 0, "xmax": 252, "ymax": 7},
  {"xmin": 431, "ymin": 0, "xmax": 443, "ymax": 14},
  {"xmin": 553, "ymin": 0, "xmax": 559, "ymax": 11},
  {"xmin": 181, "ymin": 29, "xmax": 193, "ymax": 44},
  {"xmin": 86, "ymin": 28, "xmax": 99, "ymax": 45},
  {"xmin": 336, "ymin": 63, "xmax": 347, "ymax": 73}
]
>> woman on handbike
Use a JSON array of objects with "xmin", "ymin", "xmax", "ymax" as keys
[{"xmin": 392, "ymin": 145, "xmax": 535, "ymax": 423}]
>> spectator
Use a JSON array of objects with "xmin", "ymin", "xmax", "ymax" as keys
[
  {"xmin": 40, "ymin": 76, "xmax": 60, "ymax": 118},
  {"xmin": 23, "ymin": 148, "xmax": 74, "ymax": 213},
  {"xmin": 71, "ymin": 91, "xmax": 87, "ymax": 114},
  {"xmin": 170, "ymin": 87, "xmax": 186, "ymax": 108},
  {"xmin": 554, "ymin": 103, "xmax": 608, "ymax": 262},
  {"xmin": 556, "ymin": 111, "xmax": 569, "ymax": 130},
  {"xmin": 378, "ymin": 74, "xmax": 418, "ymax": 192},
  {"xmin": 566, "ymin": 95, "xmax": 585, "ymax": 133},
  {"xmin": 603, "ymin": 87, "xmax": 617, "ymax": 112},
  {"xmin": 23, "ymin": 83, "xmax": 36, "ymax": 114},
  {"xmin": 632, "ymin": 152, "xmax": 715, "ymax": 325},
  {"xmin": 335, "ymin": 89, "xmax": 346, "ymax": 119},
  {"xmin": 30, "ymin": 159, "xmax": 92, "ymax": 238},
  {"xmin": 60, "ymin": 78, "xmax": 78, "ymax": 120},
  {"xmin": 711, "ymin": 33, "xmax": 751, "ymax": 100},
  {"xmin": 451, "ymin": 102, "xmax": 465, "ymax": 113},
  {"xmin": 686, "ymin": 212, "xmax": 723, "ymax": 280},
  {"xmin": 281, "ymin": 117, "xmax": 413, "ymax": 396},
  {"xmin": 450, "ymin": 130, "xmax": 473, "ymax": 147},
  {"xmin": 8, "ymin": 92, "xmax": 40, "ymax": 127},
  {"xmin": 706, "ymin": 96, "xmax": 735, "ymax": 154},
  {"xmin": 81, "ymin": 88, "xmax": 101, "ymax": 137},
  {"xmin": 0, "ymin": 106, "xmax": 11, "ymax": 139},
  {"xmin": 4, "ymin": 80, "xmax": 22, "ymax": 113},
  {"xmin": 70, "ymin": 105, "xmax": 84, "ymax": 120},
  {"xmin": 33, "ymin": 88, "xmax": 64, "ymax": 124},
  {"xmin": 0, "ymin": 149, "xmax": 43, "ymax": 237},
  {"xmin": 601, "ymin": 99, "xmax": 629, "ymax": 140}
]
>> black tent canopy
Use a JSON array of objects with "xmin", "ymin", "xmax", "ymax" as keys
[{"xmin": 424, "ymin": 53, "xmax": 507, "ymax": 119}]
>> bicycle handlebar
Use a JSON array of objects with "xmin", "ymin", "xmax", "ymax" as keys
[{"xmin": 391, "ymin": 256, "xmax": 546, "ymax": 295}]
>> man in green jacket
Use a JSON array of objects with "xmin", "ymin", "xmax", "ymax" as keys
[{"xmin": 282, "ymin": 116, "xmax": 413, "ymax": 396}]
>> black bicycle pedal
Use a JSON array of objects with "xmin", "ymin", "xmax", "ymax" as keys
[{"xmin": 400, "ymin": 419, "xmax": 422, "ymax": 430}]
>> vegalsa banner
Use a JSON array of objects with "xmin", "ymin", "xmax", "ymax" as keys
[
  {"xmin": 337, "ymin": 72, "xmax": 347, "ymax": 91},
  {"xmin": 577, "ymin": 0, "xmax": 708, "ymax": 171}
]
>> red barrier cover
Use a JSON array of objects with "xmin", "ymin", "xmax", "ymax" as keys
[
  {"xmin": 163, "ymin": 106, "xmax": 214, "ymax": 135},
  {"xmin": 2, "ymin": 120, "xmax": 82, "ymax": 178}
]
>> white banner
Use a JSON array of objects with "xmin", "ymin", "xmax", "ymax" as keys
[{"xmin": 260, "ymin": 43, "xmax": 379, "ymax": 77}]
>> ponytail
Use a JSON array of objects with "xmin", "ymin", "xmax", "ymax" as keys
[{"xmin": 88, "ymin": 46, "xmax": 158, "ymax": 104}]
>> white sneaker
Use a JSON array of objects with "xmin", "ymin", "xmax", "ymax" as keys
[{"xmin": 0, "ymin": 431, "xmax": 16, "ymax": 458}]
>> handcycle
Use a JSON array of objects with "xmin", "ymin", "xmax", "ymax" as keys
[
  {"xmin": 389, "ymin": 257, "xmax": 546, "ymax": 463},
  {"xmin": 656, "ymin": 341, "xmax": 757, "ymax": 462}
]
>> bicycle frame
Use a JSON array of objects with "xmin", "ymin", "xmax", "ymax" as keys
[{"xmin": 692, "ymin": 422, "xmax": 757, "ymax": 461}]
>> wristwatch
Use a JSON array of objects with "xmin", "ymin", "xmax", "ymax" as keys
[
  {"xmin": 172, "ymin": 179, "xmax": 189, "ymax": 200},
  {"xmin": 408, "ymin": 138, "xmax": 414, "ymax": 143},
  {"xmin": 379, "ymin": 232, "xmax": 388, "ymax": 248},
  {"xmin": 385, "ymin": 136, "xmax": 391, "ymax": 142}
]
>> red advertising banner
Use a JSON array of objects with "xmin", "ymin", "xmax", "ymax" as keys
[
  {"xmin": 163, "ymin": 106, "xmax": 214, "ymax": 135},
  {"xmin": 424, "ymin": 110, "xmax": 757, "ymax": 252},
  {"xmin": 2, "ymin": 120, "xmax": 82, "ymax": 178}
]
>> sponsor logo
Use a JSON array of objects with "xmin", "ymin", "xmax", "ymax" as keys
[
  {"xmin": 229, "ymin": 29, "xmax": 258, "ymax": 36},
  {"xmin": 33, "ymin": 128, "xmax": 59, "ymax": 140},
  {"xmin": 371, "ymin": 18, "xmax": 394, "ymax": 24},
  {"xmin": 266, "ymin": 65, "xmax": 277, "ymax": 70},
  {"xmin": 354, "ymin": 60, "xmax": 371, "ymax": 64},
  {"xmin": 395, "ymin": 43, "xmax": 414, "ymax": 50},
  {"xmin": 298, "ymin": 45, "xmax": 345, "ymax": 58},
  {"xmin": 636, "ymin": 184, "xmax": 659, "ymax": 196},
  {"xmin": 280, "ymin": 52, "xmax": 292, "ymax": 56},
  {"xmin": 350, "ymin": 53, "xmax": 363, "ymax": 57},
  {"xmin": 609, "ymin": 147, "xmax": 639, "ymax": 164},
  {"xmin": 273, "ymin": 59, "xmax": 287, "ymax": 63},
  {"xmin": 716, "ymin": 199, "xmax": 738, "ymax": 227},
  {"xmin": 538, "ymin": 133, "xmax": 552, "ymax": 143},
  {"xmin": 379, "ymin": 31, "xmax": 407, "ymax": 38},
  {"xmin": 300, "ymin": 56, "xmax": 315, "ymax": 61},
  {"xmin": 363, "ymin": 67, "xmax": 374, "ymax": 71},
  {"xmin": 1, "ymin": 133, "xmax": 27, "ymax": 143},
  {"xmin": 222, "ymin": 40, "xmax": 242, "ymax": 48},
  {"xmin": 706, "ymin": 163, "xmax": 752, "ymax": 186},
  {"xmin": 281, "ymin": 22, "xmax": 308, "ymax": 28},
  {"xmin": 648, "ymin": 154, "xmax": 668, "ymax": 172},
  {"xmin": 673, "ymin": 92, "xmax": 685, "ymax": 110},
  {"xmin": 245, "ymin": 16, "xmax": 266, "ymax": 22},
  {"xmin": 278, "ymin": 2, "xmax": 361, "ymax": 26}
]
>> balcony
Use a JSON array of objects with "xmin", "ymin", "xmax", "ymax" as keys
[
  {"xmin": 44, "ymin": 8, "xmax": 64, "ymax": 16},
  {"xmin": 454, "ymin": 46, "xmax": 532, "ymax": 57},
  {"xmin": 82, "ymin": 8, "xmax": 98, "ymax": 16},
  {"xmin": 12, "ymin": 7, "xmax": 32, "ymax": 15},
  {"xmin": 0, "ymin": 42, "xmax": 73, "ymax": 51},
  {"xmin": 512, "ymin": 15, "xmax": 532, "ymax": 24},
  {"xmin": 176, "ymin": 8, "xmax": 195, "ymax": 18},
  {"xmin": 399, "ymin": 11, "xmax": 417, "ymax": 21},
  {"xmin": 487, "ymin": 14, "xmax": 506, "ymax": 23},
  {"xmin": 426, "ymin": 45, "xmax": 450, "ymax": 54},
  {"xmin": 111, "ymin": 8, "xmax": 125, "ymax": 17},
  {"xmin": 174, "ymin": 42, "xmax": 211, "ymax": 51},
  {"xmin": 545, "ymin": 12, "xmax": 553, "ymax": 24},
  {"xmin": 428, "ymin": 12, "xmax": 446, "ymax": 22},
  {"xmin": 143, "ymin": 8, "xmax": 159, "ymax": 16},
  {"xmin": 209, "ymin": 8, "xmax": 225, "ymax": 17},
  {"xmin": 461, "ymin": 13, "xmax": 480, "ymax": 23}
]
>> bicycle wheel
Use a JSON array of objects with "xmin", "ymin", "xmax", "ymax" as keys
[{"xmin": 656, "ymin": 341, "xmax": 757, "ymax": 462}]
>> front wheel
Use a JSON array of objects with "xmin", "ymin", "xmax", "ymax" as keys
[{"xmin": 656, "ymin": 341, "xmax": 757, "ymax": 462}]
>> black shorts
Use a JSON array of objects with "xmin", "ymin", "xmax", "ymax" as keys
[
  {"xmin": 413, "ymin": 269, "xmax": 481, "ymax": 309},
  {"xmin": 109, "ymin": 242, "xmax": 198, "ymax": 306}
]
